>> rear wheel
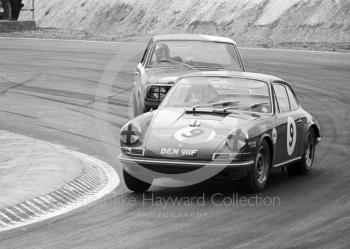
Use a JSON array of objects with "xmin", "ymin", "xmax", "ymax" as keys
[
  {"xmin": 243, "ymin": 140, "xmax": 271, "ymax": 193},
  {"xmin": 123, "ymin": 169, "xmax": 151, "ymax": 193},
  {"xmin": 288, "ymin": 129, "xmax": 316, "ymax": 175}
]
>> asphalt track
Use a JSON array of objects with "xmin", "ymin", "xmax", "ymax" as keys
[{"xmin": 0, "ymin": 37, "xmax": 349, "ymax": 249}]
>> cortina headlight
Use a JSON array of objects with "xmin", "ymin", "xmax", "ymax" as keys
[{"xmin": 120, "ymin": 123, "xmax": 142, "ymax": 145}]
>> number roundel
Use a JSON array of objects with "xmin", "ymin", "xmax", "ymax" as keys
[
  {"xmin": 181, "ymin": 128, "xmax": 205, "ymax": 138},
  {"xmin": 174, "ymin": 127, "xmax": 216, "ymax": 144},
  {"xmin": 287, "ymin": 117, "xmax": 297, "ymax": 156}
]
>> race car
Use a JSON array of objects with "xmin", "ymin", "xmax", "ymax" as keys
[
  {"xmin": 132, "ymin": 34, "xmax": 245, "ymax": 117},
  {"xmin": 120, "ymin": 71, "xmax": 321, "ymax": 193}
]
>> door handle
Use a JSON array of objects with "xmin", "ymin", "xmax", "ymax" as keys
[{"xmin": 296, "ymin": 119, "xmax": 303, "ymax": 124}]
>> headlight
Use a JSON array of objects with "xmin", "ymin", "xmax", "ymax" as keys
[
  {"xmin": 120, "ymin": 123, "xmax": 142, "ymax": 145},
  {"xmin": 226, "ymin": 129, "xmax": 249, "ymax": 150},
  {"xmin": 146, "ymin": 85, "xmax": 171, "ymax": 102}
]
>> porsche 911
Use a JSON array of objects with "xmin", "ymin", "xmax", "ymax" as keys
[{"xmin": 120, "ymin": 71, "xmax": 321, "ymax": 193}]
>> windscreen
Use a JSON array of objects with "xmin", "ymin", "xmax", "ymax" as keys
[
  {"xmin": 148, "ymin": 41, "xmax": 242, "ymax": 70},
  {"xmin": 161, "ymin": 76, "xmax": 271, "ymax": 113}
]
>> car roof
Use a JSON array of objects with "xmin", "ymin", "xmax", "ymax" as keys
[
  {"xmin": 177, "ymin": 71, "xmax": 284, "ymax": 84},
  {"xmin": 153, "ymin": 34, "xmax": 236, "ymax": 44}
]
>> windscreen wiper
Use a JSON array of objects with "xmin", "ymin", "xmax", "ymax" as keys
[
  {"xmin": 243, "ymin": 103, "xmax": 269, "ymax": 111},
  {"xmin": 193, "ymin": 66, "xmax": 225, "ymax": 70},
  {"xmin": 185, "ymin": 107, "xmax": 240, "ymax": 115},
  {"xmin": 191, "ymin": 100, "xmax": 240, "ymax": 111},
  {"xmin": 159, "ymin": 58, "xmax": 194, "ymax": 69}
]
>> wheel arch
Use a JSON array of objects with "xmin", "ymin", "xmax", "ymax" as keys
[
  {"xmin": 310, "ymin": 124, "xmax": 320, "ymax": 141},
  {"xmin": 259, "ymin": 134, "xmax": 274, "ymax": 169}
]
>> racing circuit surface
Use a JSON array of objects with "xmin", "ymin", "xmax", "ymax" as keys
[{"xmin": 0, "ymin": 37, "xmax": 349, "ymax": 249}]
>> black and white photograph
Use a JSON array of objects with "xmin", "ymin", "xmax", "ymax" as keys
[{"xmin": 0, "ymin": 0, "xmax": 349, "ymax": 248}]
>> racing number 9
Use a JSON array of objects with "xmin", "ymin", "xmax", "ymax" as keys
[
  {"xmin": 289, "ymin": 123, "xmax": 294, "ymax": 147},
  {"xmin": 287, "ymin": 117, "xmax": 297, "ymax": 156}
]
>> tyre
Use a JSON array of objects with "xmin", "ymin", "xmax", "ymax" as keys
[
  {"xmin": 288, "ymin": 129, "xmax": 316, "ymax": 176},
  {"xmin": 243, "ymin": 140, "xmax": 271, "ymax": 193},
  {"xmin": 123, "ymin": 169, "xmax": 151, "ymax": 193}
]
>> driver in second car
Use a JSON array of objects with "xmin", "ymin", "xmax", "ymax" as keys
[{"xmin": 153, "ymin": 43, "xmax": 183, "ymax": 64}]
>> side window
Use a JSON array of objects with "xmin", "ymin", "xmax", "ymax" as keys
[
  {"xmin": 274, "ymin": 84, "xmax": 291, "ymax": 113},
  {"xmin": 141, "ymin": 40, "xmax": 153, "ymax": 65},
  {"xmin": 286, "ymin": 86, "xmax": 299, "ymax": 110}
]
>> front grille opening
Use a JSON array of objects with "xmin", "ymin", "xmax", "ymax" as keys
[{"xmin": 146, "ymin": 85, "xmax": 172, "ymax": 102}]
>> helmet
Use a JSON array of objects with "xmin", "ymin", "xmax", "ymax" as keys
[{"xmin": 155, "ymin": 43, "xmax": 170, "ymax": 60}]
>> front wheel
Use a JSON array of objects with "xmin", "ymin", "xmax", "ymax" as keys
[
  {"xmin": 288, "ymin": 129, "xmax": 316, "ymax": 176},
  {"xmin": 243, "ymin": 140, "xmax": 271, "ymax": 193},
  {"xmin": 123, "ymin": 169, "xmax": 151, "ymax": 193}
]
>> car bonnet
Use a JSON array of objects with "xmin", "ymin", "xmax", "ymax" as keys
[{"xmin": 143, "ymin": 108, "xmax": 258, "ymax": 160}]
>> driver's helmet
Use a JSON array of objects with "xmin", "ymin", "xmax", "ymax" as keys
[
  {"xmin": 188, "ymin": 84, "xmax": 218, "ymax": 105},
  {"xmin": 155, "ymin": 43, "xmax": 170, "ymax": 61}
]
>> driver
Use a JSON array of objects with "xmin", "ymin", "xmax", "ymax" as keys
[
  {"xmin": 154, "ymin": 43, "xmax": 183, "ymax": 64},
  {"xmin": 186, "ymin": 84, "xmax": 219, "ymax": 105},
  {"xmin": 155, "ymin": 43, "xmax": 171, "ymax": 62}
]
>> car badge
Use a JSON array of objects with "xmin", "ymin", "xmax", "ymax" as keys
[{"xmin": 189, "ymin": 120, "xmax": 201, "ymax": 127}]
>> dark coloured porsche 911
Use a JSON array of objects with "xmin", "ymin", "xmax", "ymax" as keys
[{"xmin": 119, "ymin": 71, "xmax": 321, "ymax": 193}]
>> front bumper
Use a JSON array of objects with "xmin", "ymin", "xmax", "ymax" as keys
[{"xmin": 119, "ymin": 154, "xmax": 254, "ymax": 178}]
